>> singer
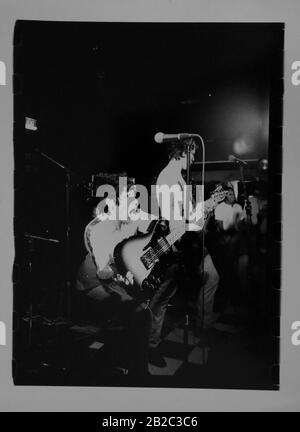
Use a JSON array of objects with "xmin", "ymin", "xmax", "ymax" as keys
[{"xmin": 147, "ymin": 138, "xmax": 220, "ymax": 367}]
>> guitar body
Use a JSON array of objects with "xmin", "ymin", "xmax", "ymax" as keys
[
  {"xmin": 114, "ymin": 232, "xmax": 155, "ymax": 287},
  {"xmin": 113, "ymin": 185, "xmax": 227, "ymax": 294}
]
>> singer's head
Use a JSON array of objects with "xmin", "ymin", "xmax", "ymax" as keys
[{"xmin": 167, "ymin": 138, "xmax": 198, "ymax": 170}]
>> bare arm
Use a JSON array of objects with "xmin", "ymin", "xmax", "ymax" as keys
[{"xmin": 88, "ymin": 223, "xmax": 114, "ymax": 279}]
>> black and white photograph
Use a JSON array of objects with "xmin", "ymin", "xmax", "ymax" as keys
[{"xmin": 12, "ymin": 20, "xmax": 283, "ymax": 389}]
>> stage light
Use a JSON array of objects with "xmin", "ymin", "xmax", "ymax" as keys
[
  {"xmin": 25, "ymin": 117, "xmax": 37, "ymax": 131},
  {"xmin": 233, "ymin": 135, "xmax": 255, "ymax": 155}
]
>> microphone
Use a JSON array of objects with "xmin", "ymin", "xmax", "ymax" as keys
[
  {"xmin": 228, "ymin": 154, "xmax": 248, "ymax": 166},
  {"xmin": 154, "ymin": 132, "xmax": 197, "ymax": 144}
]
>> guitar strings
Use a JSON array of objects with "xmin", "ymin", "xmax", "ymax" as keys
[
  {"xmin": 142, "ymin": 188, "xmax": 226, "ymax": 265},
  {"xmin": 144, "ymin": 229, "xmax": 182, "ymax": 257}
]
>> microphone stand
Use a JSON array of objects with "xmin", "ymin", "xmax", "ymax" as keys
[
  {"xmin": 238, "ymin": 163, "xmax": 253, "ymax": 225},
  {"xmin": 23, "ymin": 234, "xmax": 60, "ymax": 348},
  {"xmin": 182, "ymin": 139, "xmax": 204, "ymax": 344},
  {"xmin": 39, "ymin": 151, "xmax": 72, "ymax": 322}
]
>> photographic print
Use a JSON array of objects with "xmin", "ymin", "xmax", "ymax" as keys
[{"xmin": 12, "ymin": 21, "xmax": 283, "ymax": 389}]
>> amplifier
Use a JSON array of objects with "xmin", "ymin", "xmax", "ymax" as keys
[{"xmin": 91, "ymin": 172, "xmax": 135, "ymax": 197}]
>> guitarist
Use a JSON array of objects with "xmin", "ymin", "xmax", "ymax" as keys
[
  {"xmin": 149, "ymin": 139, "xmax": 220, "ymax": 363},
  {"xmin": 76, "ymin": 185, "xmax": 153, "ymax": 379}
]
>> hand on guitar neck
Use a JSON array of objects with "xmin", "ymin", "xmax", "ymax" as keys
[{"xmin": 170, "ymin": 185, "xmax": 227, "ymax": 234}]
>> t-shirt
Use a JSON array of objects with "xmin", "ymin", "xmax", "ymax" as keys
[{"xmin": 214, "ymin": 201, "xmax": 245, "ymax": 231}]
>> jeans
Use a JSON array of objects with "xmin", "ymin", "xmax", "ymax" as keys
[{"xmin": 149, "ymin": 253, "xmax": 219, "ymax": 346}]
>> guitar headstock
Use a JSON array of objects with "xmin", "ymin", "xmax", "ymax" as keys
[
  {"xmin": 211, "ymin": 185, "xmax": 227, "ymax": 202},
  {"xmin": 206, "ymin": 185, "xmax": 227, "ymax": 211},
  {"xmin": 203, "ymin": 184, "xmax": 228, "ymax": 216}
]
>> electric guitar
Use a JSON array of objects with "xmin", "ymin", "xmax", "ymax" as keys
[{"xmin": 113, "ymin": 185, "xmax": 227, "ymax": 295}]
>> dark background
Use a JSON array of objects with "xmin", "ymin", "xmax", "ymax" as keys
[{"xmin": 14, "ymin": 22, "xmax": 280, "ymax": 181}]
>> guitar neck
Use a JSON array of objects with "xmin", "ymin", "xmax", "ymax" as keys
[
  {"xmin": 165, "ymin": 226, "xmax": 185, "ymax": 247},
  {"xmin": 146, "ymin": 190, "xmax": 225, "ymax": 265},
  {"xmin": 161, "ymin": 197, "xmax": 217, "ymax": 249}
]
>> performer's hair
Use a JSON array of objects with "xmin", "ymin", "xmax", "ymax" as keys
[{"xmin": 168, "ymin": 139, "xmax": 198, "ymax": 160}]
